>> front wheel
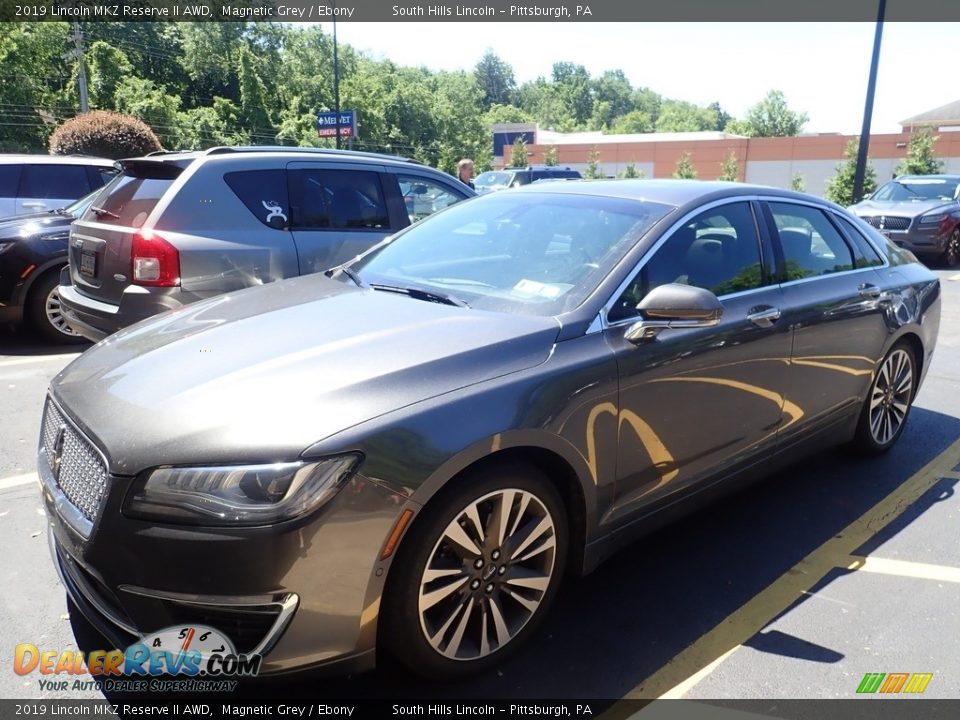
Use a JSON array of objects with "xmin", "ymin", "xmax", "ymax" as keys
[
  {"xmin": 852, "ymin": 342, "xmax": 917, "ymax": 454},
  {"xmin": 942, "ymin": 227, "xmax": 960, "ymax": 268},
  {"xmin": 381, "ymin": 465, "xmax": 568, "ymax": 679}
]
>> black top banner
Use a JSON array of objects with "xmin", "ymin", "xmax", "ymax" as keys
[{"xmin": 2, "ymin": 0, "xmax": 960, "ymax": 22}]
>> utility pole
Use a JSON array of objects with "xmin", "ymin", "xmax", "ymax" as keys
[
  {"xmin": 71, "ymin": 22, "xmax": 90, "ymax": 113},
  {"xmin": 331, "ymin": 3, "xmax": 341, "ymax": 150},
  {"xmin": 852, "ymin": 0, "xmax": 886, "ymax": 203}
]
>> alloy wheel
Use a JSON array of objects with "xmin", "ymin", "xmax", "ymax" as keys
[
  {"xmin": 44, "ymin": 287, "xmax": 78, "ymax": 337},
  {"xmin": 868, "ymin": 348, "xmax": 913, "ymax": 446},
  {"xmin": 945, "ymin": 228, "xmax": 960, "ymax": 267},
  {"xmin": 417, "ymin": 488, "xmax": 557, "ymax": 661}
]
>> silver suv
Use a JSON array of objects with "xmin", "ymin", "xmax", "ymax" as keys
[
  {"xmin": 59, "ymin": 147, "xmax": 474, "ymax": 341},
  {"xmin": 0, "ymin": 154, "xmax": 116, "ymax": 216}
]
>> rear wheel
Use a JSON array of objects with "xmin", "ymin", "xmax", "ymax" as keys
[
  {"xmin": 853, "ymin": 342, "xmax": 917, "ymax": 454},
  {"xmin": 26, "ymin": 271, "xmax": 85, "ymax": 344},
  {"xmin": 381, "ymin": 464, "xmax": 567, "ymax": 679}
]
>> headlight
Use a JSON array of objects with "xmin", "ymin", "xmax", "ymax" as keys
[
  {"xmin": 123, "ymin": 454, "xmax": 361, "ymax": 526},
  {"xmin": 919, "ymin": 213, "xmax": 945, "ymax": 224}
]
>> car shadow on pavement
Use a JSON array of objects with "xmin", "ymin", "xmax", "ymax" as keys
[
  {"xmin": 68, "ymin": 407, "xmax": 960, "ymax": 702},
  {"xmin": 0, "ymin": 324, "xmax": 90, "ymax": 356}
]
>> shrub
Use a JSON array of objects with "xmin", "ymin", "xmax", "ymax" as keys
[{"xmin": 49, "ymin": 111, "xmax": 162, "ymax": 159}]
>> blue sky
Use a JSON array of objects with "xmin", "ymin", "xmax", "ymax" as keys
[{"xmin": 333, "ymin": 22, "xmax": 958, "ymax": 134}]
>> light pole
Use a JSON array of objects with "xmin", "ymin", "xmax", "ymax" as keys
[
  {"xmin": 853, "ymin": 0, "xmax": 886, "ymax": 203},
  {"xmin": 329, "ymin": 1, "xmax": 341, "ymax": 150}
]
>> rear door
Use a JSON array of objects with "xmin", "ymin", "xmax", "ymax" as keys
[
  {"xmin": 0, "ymin": 164, "xmax": 22, "ymax": 216},
  {"xmin": 762, "ymin": 199, "xmax": 891, "ymax": 441},
  {"xmin": 17, "ymin": 163, "xmax": 93, "ymax": 213},
  {"xmin": 287, "ymin": 162, "xmax": 393, "ymax": 274},
  {"xmin": 68, "ymin": 161, "xmax": 181, "ymax": 305}
]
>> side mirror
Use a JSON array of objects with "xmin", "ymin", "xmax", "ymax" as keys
[{"xmin": 624, "ymin": 283, "xmax": 723, "ymax": 343}]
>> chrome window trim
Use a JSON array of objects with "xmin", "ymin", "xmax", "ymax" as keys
[
  {"xmin": 776, "ymin": 264, "xmax": 881, "ymax": 290},
  {"xmin": 596, "ymin": 195, "xmax": 767, "ymax": 331}
]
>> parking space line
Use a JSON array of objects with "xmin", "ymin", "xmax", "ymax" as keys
[
  {"xmin": 0, "ymin": 473, "xmax": 38, "ymax": 491},
  {"xmin": 949, "ymin": 272, "xmax": 960, "ymax": 281},
  {"xmin": 846, "ymin": 556, "xmax": 960, "ymax": 584},
  {"xmin": 0, "ymin": 354, "xmax": 79, "ymax": 369},
  {"xmin": 622, "ymin": 436, "xmax": 960, "ymax": 700}
]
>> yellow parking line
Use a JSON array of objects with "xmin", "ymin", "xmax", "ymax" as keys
[
  {"xmin": 846, "ymin": 556, "xmax": 960, "ymax": 584},
  {"xmin": 622, "ymin": 436, "xmax": 960, "ymax": 700}
]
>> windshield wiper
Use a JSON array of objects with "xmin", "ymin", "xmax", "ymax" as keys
[
  {"xmin": 324, "ymin": 265, "xmax": 367, "ymax": 288},
  {"xmin": 90, "ymin": 206, "xmax": 120, "ymax": 220},
  {"xmin": 370, "ymin": 283, "xmax": 469, "ymax": 308}
]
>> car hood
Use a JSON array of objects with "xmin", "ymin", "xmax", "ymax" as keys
[
  {"xmin": 50, "ymin": 274, "xmax": 560, "ymax": 474},
  {"xmin": 849, "ymin": 199, "xmax": 957, "ymax": 218},
  {"xmin": 0, "ymin": 211, "xmax": 72, "ymax": 238}
]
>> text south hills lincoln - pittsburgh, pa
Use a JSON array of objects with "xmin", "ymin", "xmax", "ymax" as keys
[{"xmin": 392, "ymin": 5, "xmax": 592, "ymax": 17}]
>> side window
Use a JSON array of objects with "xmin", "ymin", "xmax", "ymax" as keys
[
  {"xmin": 0, "ymin": 165, "xmax": 23, "ymax": 196},
  {"xmin": 397, "ymin": 174, "xmax": 467, "ymax": 224},
  {"xmin": 609, "ymin": 202, "xmax": 765, "ymax": 322},
  {"xmin": 225, "ymin": 170, "xmax": 289, "ymax": 229},
  {"xmin": 20, "ymin": 164, "xmax": 91, "ymax": 199},
  {"xmin": 289, "ymin": 169, "xmax": 389, "ymax": 231},
  {"xmin": 833, "ymin": 214, "xmax": 885, "ymax": 268},
  {"xmin": 96, "ymin": 166, "xmax": 119, "ymax": 187},
  {"xmin": 769, "ymin": 202, "xmax": 855, "ymax": 280}
]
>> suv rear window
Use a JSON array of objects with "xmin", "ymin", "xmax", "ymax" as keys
[{"xmin": 83, "ymin": 166, "xmax": 179, "ymax": 227}]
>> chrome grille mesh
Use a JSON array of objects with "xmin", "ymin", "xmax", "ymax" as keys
[
  {"xmin": 42, "ymin": 399, "xmax": 108, "ymax": 524},
  {"xmin": 863, "ymin": 216, "xmax": 910, "ymax": 231}
]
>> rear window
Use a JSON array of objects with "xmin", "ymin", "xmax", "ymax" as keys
[
  {"xmin": 82, "ymin": 173, "xmax": 176, "ymax": 227},
  {"xmin": 0, "ymin": 165, "xmax": 21, "ymax": 196}
]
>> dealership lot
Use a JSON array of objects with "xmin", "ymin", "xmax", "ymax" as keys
[{"xmin": 2, "ymin": 269, "xmax": 958, "ymax": 703}]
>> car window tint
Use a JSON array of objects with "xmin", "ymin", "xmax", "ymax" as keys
[
  {"xmin": 397, "ymin": 174, "xmax": 467, "ymax": 224},
  {"xmin": 0, "ymin": 164, "xmax": 22, "ymax": 196},
  {"xmin": 97, "ymin": 167, "xmax": 119, "ymax": 186},
  {"xmin": 834, "ymin": 214, "xmax": 884, "ymax": 268},
  {"xmin": 225, "ymin": 170, "xmax": 289, "ymax": 229},
  {"xmin": 21, "ymin": 164, "xmax": 91, "ymax": 199},
  {"xmin": 609, "ymin": 202, "xmax": 765, "ymax": 322},
  {"xmin": 289, "ymin": 169, "xmax": 389, "ymax": 230},
  {"xmin": 81, "ymin": 174, "xmax": 175, "ymax": 227},
  {"xmin": 769, "ymin": 202, "xmax": 855, "ymax": 279}
]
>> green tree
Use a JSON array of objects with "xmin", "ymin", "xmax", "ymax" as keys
[
  {"xmin": 708, "ymin": 101, "xmax": 732, "ymax": 132},
  {"xmin": 896, "ymin": 128, "xmax": 944, "ymax": 176},
  {"xmin": 584, "ymin": 146, "xmax": 603, "ymax": 179},
  {"xmin": 544, "ymin": 146, "xmax": 558, "ymax": 166},
  {"xmin": 727, "ymin": 90, "xmax": 808, "ymax": 137},
  {"xmin": 510, "ymin": 136, "xmax": 528, "ymax": 167},
  {"xmin": 551, "ymin": 62, "xmax": 593, "ymax": 126},
  {"xmin": 237, "ymin": 45, "xmax": 273, "ymax": 139},
  {"xmin": 619, "ymin": 162, "xmax": 644, "ymax": 179},
  {"xmin": 474, "ymin": 50, "xmax": 516, "ymax": 109},
  {"xmin": 791, "ymin": 172, "xmax": 806, "ymax": 192},
  {"xmin": 86, "ymin": 41, "xmax": 134, "ymax": 110},
  {"xmin": 49, "ymin": 110, "xmax": 161, "ymax": 158},
  {"xmin": 673, "ymin": 152, "xmax": 697, "ymax": 179},
  {"xmin": 113, "ymin": 77, "xmax": 183, "ymax": 148},
  {"xmin": 719, "ymin": 151, "xmax": 739, "ymax": 181},
  {"xmin": 825, "ymin": 138, "xmax": 877, "ymax": 206},
  {"xmin": 610, "ymin": 110, "xmax": 654, "ymax": 134},
  {"xmin": 655, "ymin": 101, "xmax": 717, "ymax": 133}
]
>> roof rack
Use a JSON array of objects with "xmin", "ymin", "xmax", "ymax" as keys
[{"xmin": 202, "ymin": 146, "xmax": 423, "ymax": 164}]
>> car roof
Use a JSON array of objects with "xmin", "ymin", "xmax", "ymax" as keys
[
  {"xmin": 137, "ymin": 146, "xmax": 428, "ymax": 170},
  {"xmin": 508, "ymin": 178, "xmax": 825, "ymax": 207},
  {"xmin": 0, "ymin": 154, "xmax": 114, "ymax": 166},
  {"xmin": 892, "ymin": 174, "xmax": 960, "ymax": 182}
]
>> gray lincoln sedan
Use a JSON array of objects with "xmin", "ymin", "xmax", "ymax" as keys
[{"xmin": 39, "ymin": 181, "xmax": 940, "ymax": 679}]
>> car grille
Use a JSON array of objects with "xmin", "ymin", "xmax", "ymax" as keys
[
  {"xmin": 862, "ymin": 215, "xmax": 911, "ymax": 231},
  {"xmin": 42, "ymin": 398, "xmax": 108, "ymax": 524}
]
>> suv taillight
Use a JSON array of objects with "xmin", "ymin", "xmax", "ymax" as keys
[{"xmin": 131, "ymin": 230, "xmax": 180, "ymax": 287}]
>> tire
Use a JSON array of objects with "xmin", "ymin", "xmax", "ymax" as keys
[
  {"xmin": 852, "ymin": 342, "xmax": 917, "ymax": 455},
  {"xmin": 381, "ymin": 464, "xmax": 568, "ymax": 679},
  {"xmin": 942, "ymin": 227, "xmax": 960, "ymax": 268},
  {"xmin": 25, "ymin": 271, "xmax": 86, "ymax": 345}
]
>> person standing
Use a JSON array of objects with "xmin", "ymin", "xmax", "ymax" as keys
[{"xmin": 457, "ymin": 158, "xmax": 475, "ymax": 189}]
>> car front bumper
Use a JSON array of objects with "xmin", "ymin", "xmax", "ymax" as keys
[
  {"xmin": 855, "ymin": 215, "xmax": 950, "ymax": 257},
  {"xmin": 38, "ymin": 402, "xmax": 411, "ymax": 676}
]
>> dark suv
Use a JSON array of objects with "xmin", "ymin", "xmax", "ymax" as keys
[
  {"xmin": 474, "ymin": 166, "xmax": 582, "ymax": 194},
  {"xmin": 59, "ymin": 147, "xmax": 474, "ymax": 342}
]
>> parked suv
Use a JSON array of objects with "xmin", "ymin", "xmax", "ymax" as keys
[
  {"xmin": 848, "ymin": 174, "xmax": 960, "ymax": 266},
  {"xmin": 58, "ymin": 147, "xmax": 475, "ymax": 341},
  {"xmin": 0, "ymin": 154, "xmax": 116, "ymax": 216},
  {"xmin": 474, "ymin": 166, "xmax": 582, "ymax": 194}
]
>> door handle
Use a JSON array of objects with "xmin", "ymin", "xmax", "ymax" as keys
[
  {"xmin": 22, "ymin": 202, "xmax": 46, "ymax": 209},
  {"xmin": 746, "ymin": 306, "xmax": 781, "ymax": 327},
  {"xmin": 858, "ymin": 283, "xmax": 882, "ymax": 299}
]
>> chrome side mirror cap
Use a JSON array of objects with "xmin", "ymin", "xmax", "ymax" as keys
[{"xmin": 624, "ymin": 283, "xmax": 723, "ymax": 343}]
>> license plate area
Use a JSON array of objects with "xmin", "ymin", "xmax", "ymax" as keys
[{"xmin": 79, "ymin": 251, "xmax": 96, "ymax": 278}]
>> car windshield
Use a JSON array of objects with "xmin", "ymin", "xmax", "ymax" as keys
[
  {"xmin": 871, "ymin": 178, "xmax": 960, "ymax": 202},
  {"xmin": 351, "ymin": 191, "xmax": 674, "ymax": 316},
  {"xmin": 61, "ymin": 189, "xmax": 102, "ymax": 218},
  {"xmin": 474, "ymin": 171, "xmax": 510, "ymax": 189}
]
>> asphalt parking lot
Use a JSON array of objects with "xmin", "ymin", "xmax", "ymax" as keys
[{"xmin": 1, "ymin": 269, "xmax": 958, "ymax": 708}]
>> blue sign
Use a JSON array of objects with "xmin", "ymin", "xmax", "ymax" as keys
[{"xmin": 317, "ymin": 110, "xmax": 356, "ymax": 137}]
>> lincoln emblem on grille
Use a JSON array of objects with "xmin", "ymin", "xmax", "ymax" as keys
[
  {"xmin": 51, "ymin": 425, "xmax": 66, "ymax": 481},
  {"xmin": 880, "ymin": 216, "xmax": 886, "ymax": 230}
]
